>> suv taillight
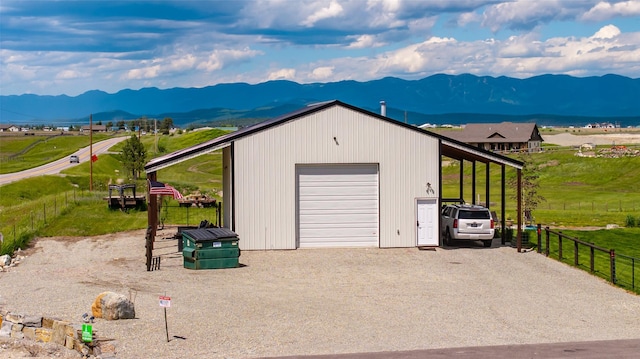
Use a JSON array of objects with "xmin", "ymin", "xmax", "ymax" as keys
[
  {"xmin": 490, "ymin": 219, "xmax": 494, "ymax": 229},
  {"xmin": 453, "ymin": 219, "xmax": 458, "ymax": 229}
]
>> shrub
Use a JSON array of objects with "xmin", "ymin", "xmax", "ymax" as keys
[{"xmin": 625, "ymin": 214, "xmax": 636, "ymax": 227}]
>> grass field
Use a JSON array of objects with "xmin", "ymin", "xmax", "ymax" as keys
[
  {"xmin": 0, "ymin": 132, "xmax": 112, "ymax": 173},
  {"xmin": 441, "ymin": 146, "xmax": 640, "ymax": 227},
  {"xmin": 534, "ymin": 228, "xmax": 640, "ymax": 294}
]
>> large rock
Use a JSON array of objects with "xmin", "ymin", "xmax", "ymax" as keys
[
  {"xmin": 0, "ymin": 254, "xmax": 10, "ymax": 267},
  {"xmin": 91, "ymin": 292, "xmax": 135, "ymax": 320}
]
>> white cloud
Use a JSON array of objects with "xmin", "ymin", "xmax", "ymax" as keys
[
  {"xmin": 197, "ymin": 48, "xmax": 263, "ymax": 72},
  {"xmin": 126, "ymin": 64, "xmax": 161, "ymax": 80},
  {"xmin": 268, "ymin": 68, "xmax": 296, "ymax": 80},
  {"xmin": 309, "ymin": 66, "xmax": 334, "ymax": 80},
  {"xmin": 581, "ymin": 1, "xmax": 640, "ymax": 21},
  {"xmin": 55, "ymin": 70, "xmax": 83, "ymax": 80},
  {"xmin": 481, "ymin": 0, "xmax": 575, "ymax": 32},
  {"xmin": 592, "ymin": 24, "xmax": 622, "ymax": 39},
  {"xmin": 300, "ymin": 0, "xmax": 344, "ymax": 27},
  {"xmin": 346, "ymin": 34, "xmax": 386, "ymax": 48}
]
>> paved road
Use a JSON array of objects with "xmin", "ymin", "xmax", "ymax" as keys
[
  {"xmin": 0, "ymin": 136, "xmax": 128, "ymax": 186},
  {"xmin": 267, "ymin": 339, "xmax": 640, "ymax": 358}
]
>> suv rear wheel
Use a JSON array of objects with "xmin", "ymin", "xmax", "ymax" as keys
[
  {"xmin": 444, "ymin": 228, "xmax": 453, "ymax": 246},
  {"xmin": 482, "ymin": 239, "xmax": 492, "ymax": 248}
]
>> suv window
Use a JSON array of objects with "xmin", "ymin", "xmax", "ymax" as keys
[{"xmin": 458, "ymin": 210, "xmax": 490, "ymax": 220}]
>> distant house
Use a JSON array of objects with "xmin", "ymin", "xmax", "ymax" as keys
[
  {"xmin": 0, "ymin": 124, "xmax": 19, "ymax": 132},
  {"xmin": 80, "ymin": 125, "xmax": 107, "ymax": 132},
  {"xmin": 444, "ymin": 122, "xmax": 543, "ymax": 153}
]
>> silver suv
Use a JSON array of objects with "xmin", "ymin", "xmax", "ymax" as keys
[{"xmin": 441, "ymin": 204, "xmax": 494, "ymax": 247}]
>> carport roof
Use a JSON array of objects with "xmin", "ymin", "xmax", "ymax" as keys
[{"xmin": 144, "ymin": 100, "xmax": 523, "ymax": 173}]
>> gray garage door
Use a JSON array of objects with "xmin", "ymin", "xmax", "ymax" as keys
[{"xmin": 297, "ymin": 164, "xmax": 379, "ymax": 248}]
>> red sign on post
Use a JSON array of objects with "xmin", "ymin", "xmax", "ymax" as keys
[{"xmin": 159, "ymin": 296, "xmax": 171, "ymax": 307}]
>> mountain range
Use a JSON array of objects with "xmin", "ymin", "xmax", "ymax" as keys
[{"xmin": 2, "ymin": 74, "xmax": 639, "ymax": 127}]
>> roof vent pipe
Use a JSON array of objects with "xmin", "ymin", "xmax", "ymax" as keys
[{"xmin": 380, "ymin": 101, "xmax": 386, "ymax": 117}]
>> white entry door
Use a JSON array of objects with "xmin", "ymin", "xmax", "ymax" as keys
[{"xmin": 417, "ymin": 198, "xmax": 439, "ymax": 246}]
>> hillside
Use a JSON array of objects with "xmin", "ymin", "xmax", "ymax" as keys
[{"xmin": 2, "ymin": 74, "xmax": 639, "ymax": 127}]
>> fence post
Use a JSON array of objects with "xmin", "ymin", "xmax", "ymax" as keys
[
  {"xmin": 537, "ymin": 224, "xmax": 542, "ymax": 253},
  {"xmin": 558, "ymin": 231, "xmax": 563, "ymax": 260},
  {"xmin": 610, "ymin": 249, "xmax": 616, "ymax": 284},
  {"xmin": 545, "ymin": 227, "xmax": 550, "ymax": 257},
  {"xmin": 632, "ymin": 257, "xmax": 635, "ymax": 290},
  {"xmin": 574, "ymin": 239, "xmax": 579, "ymax": 266},
  {"xmin": 590, "ymin": 247, "xmax": 595, "ymax": 272}
]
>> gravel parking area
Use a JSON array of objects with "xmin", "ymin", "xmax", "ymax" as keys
[{"xmin": 1, "ymin": 228, "xmax": 639, "ymax": 358}]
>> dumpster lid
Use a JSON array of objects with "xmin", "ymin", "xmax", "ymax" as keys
[{"xmin": 183, "ymin": 228, "xmax": 239, "ymax": 242}]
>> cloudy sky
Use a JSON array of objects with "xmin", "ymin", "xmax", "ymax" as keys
[{"xmin": 1, "ymin": 0, "xmax": 639, "ymax": 96}]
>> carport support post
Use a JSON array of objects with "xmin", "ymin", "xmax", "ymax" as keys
[
  {"xmin": 471, "ymin": 161, "xmax": 476, "ymax": 204},
  {"xmin": 147, "ymin": 172, "xmax": 158, "ymax": 271},
  {"xmin": 501, "ymin": 165, "xmax": 506, "ymax": 245},
  {"xmin": 517, "ymin": 169, "xmax": 523, "ymax": 253},
  {"xmin": 459, "ymin": 160, "xmax": 464, "ymax": 202},
  {"xmin": 485, "ymin": 163, "xmax": 490, "ymax": 209}
]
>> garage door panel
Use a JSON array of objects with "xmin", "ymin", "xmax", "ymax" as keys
[
  {"xmin": 300, "ymin": 227, "xmax": 379, "ymax": 238},
  {"xmin": 299, "ymin": 199, "xmax": 378, "ymax": 210},
  {"xmin": 299, "ymin": 213, "xmax": 378, "ymax": 224},
  {"xmin": 297, "ymin": 164, "xmax": 379, "ymax": 248}
]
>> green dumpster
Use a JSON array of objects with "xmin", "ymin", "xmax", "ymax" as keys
[{"xmin": 182, "ymin": 228, "xmax": 240, "ymax": 270}]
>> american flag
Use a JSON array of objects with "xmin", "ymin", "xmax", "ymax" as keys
[{"xmin": 149, "ymin": 181, "xmax": 183, "ymax": 199}]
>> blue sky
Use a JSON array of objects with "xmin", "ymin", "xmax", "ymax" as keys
[{"xmin": 1, "ymin": 0, "xmax": 639, "ymax": 96}]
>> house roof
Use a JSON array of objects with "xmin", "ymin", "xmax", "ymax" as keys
[
  {"xmin": 81, "ymin": 125, "xmax": 107, "ymax": 130},
  {"xmin": 144, "ymin": 100, "xmax": 523, "ymax": 173},
  {"xmin": 446, "ymin": 122, "xmax": 540, "ymax": 144}
]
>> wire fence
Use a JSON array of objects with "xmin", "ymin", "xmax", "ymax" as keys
[
  {"xmin": 157, "ymin": 201, "xmax": 222, "ymax": 228},
  {"xmin": 535, "ymin": 226, "xmax": 640, "ymax": 294},
  {"xmin": 0, "ymin": 189, "xmax": 101, "ymax": 255}
]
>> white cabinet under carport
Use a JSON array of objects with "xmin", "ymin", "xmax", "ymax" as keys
[{"xmin": 296, "ymin": 164, "xmax": 379, "ymax": 248}]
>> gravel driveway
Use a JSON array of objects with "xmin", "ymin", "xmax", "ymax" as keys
[{"xmin": 1, "ymin": 228, "xmax": 639, "ymax": 358}]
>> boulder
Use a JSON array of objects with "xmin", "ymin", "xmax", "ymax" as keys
[
  {"xmin": 0, "ymin": 254, "xmax": 10, "ymax": 267},
  {"xmin": 91, "ymin": 292, "xmax": 135, "ymax": 320}
]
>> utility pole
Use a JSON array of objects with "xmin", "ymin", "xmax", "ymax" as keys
[{"xmin": 154, "ymin": 118, "xmax": 158, "ymax": 154}]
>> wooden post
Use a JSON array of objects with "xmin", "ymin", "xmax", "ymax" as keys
[
  {"xmin": 146, "ymin": 172, "xmax": 158, "ymax": 271},
  {"xmin": 501, "ymin": 165, "xmax": 506, "ymax": 245},
  {"xmin": 516, "ymin": 169, "xmax": 522, "ymax": 252},
  {"xmin": 90, "ymin": 114, "xmax": 93, "ymax": 191},
  {"xmin": 459, "ymin": 160, "xmax": 464, "ymax": 203},
  {"xmin": 610, "ymin": 249, "xmax": 616, "ymax": 284},
  {"xmin": 471, "ymin": 161, "xmax": 476, "ymax": 204},
  {"xmin": 485, "ymin": 163, "xmax": 490, "ymax": 209}
]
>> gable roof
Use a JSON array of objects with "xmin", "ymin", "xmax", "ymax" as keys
[
  {"xmin": 447, "ymin": 122, "xmax": 540, "ymax": 144},
  {"xmin": 144, "ymin": 100, "xmax": 523, "ymax": 173}
]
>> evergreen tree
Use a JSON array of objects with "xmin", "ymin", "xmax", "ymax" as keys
[{"xmin": 121, "ymin": 135, "xmax": 147, "ymax": 179}]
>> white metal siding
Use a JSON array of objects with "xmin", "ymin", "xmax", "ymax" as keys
[
  {"xmin": 233, "ymin": 105, "xmax": 440, "ymax": 250},
  {"xmin": 297, "ymin": 164, "xmax": 379, "ymax": 248}
]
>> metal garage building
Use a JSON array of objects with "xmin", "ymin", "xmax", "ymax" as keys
[{"xmin": 145, "ymin": 100, "xmax": 523, "ymax": 251}]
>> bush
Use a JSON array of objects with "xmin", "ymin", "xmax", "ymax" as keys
[{"xmin": 625, "ymin": 215, "xmax": 637, "ymax": 227}]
